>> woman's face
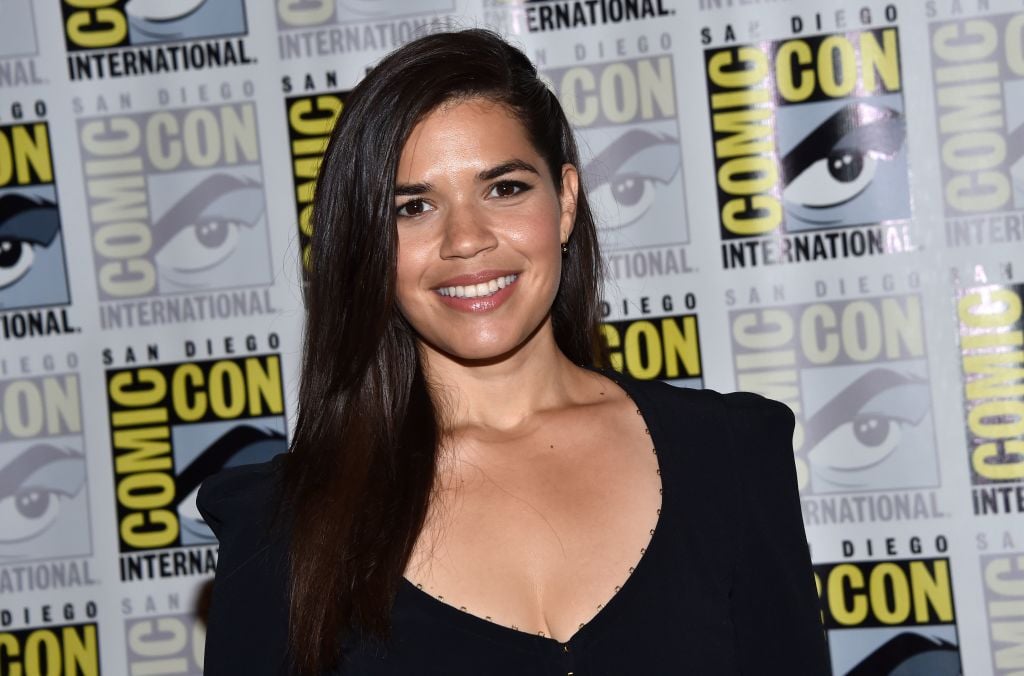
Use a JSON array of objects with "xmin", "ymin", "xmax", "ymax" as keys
[{"xmin": 393, "ymin": 97, "xmax": 578, "ymax": 363}]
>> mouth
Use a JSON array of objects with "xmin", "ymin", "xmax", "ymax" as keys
[{"xmin": 435, "ymin": 273, "xmax": 518, "ymax": 300}]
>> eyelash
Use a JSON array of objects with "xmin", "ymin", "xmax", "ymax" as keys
[{"xmin": 395, "ymin": 180, "xmax": 533, "ymax": 218}]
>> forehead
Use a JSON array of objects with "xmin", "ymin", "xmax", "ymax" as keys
[{"xmin": 397, "ymin": 98, "xmax": 543, "ymax": 178}]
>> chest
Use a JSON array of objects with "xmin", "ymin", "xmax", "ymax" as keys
[{"xmin": 403, "ymin": 405, "xmax": 662, "ymax": 642}]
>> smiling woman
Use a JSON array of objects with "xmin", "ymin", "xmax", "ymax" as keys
[{"xmin": 197, "ymin": 28, "xmax": 829, "ymax": 676}]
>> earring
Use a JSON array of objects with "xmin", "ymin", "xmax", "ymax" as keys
[{"xmin": 561, "ymin": 242, "xmax": 568, "ymax": 255}]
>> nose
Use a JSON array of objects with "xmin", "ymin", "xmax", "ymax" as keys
[{"xmin": 439, "ymin": 201, "xmax": 498, "ymax": 260}]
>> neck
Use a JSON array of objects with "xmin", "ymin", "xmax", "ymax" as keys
[{"xmin": 419, "ymin": 320, "xmax": 588, "ymax": 433}]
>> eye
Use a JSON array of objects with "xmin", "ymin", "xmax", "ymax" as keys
[
  {"xmin": 588, "ymin": 173, "xmax": 662, "ymax": 228},
  {"xmin": 396, "ymin": 199, "xmax": 434, "ymax": 218},
  {"xmin": 783, "ymin": 152, "xmax": 878, "ymax": 208},
  {"xmin": 0, "ymin": 238, "xmax": 36, "ymax": 289},
  {"xmin": 584, "ymin": 129, "xmax": 681, "ymax": 230},
  {"xmin": 0, "ymin": 488, "xmax": 63, "ymax": 542},
  {"xmin": 807, "ymin": 412, "xmax": 903, "ymax": 473},
  {"xmin": 0, "ymin": 447, "xmax": 86, "ymax": 545},
  {"xmin": 149, "ymin": 174, "xmax": 263, "ymax": 277},
  {"xmin": 155, "ymin": 219, "xmax": 242, "ymax": 273},
  {"xmin": 781, "ymin": 103, "xmax": 905, "ymax": 211},
  {"xmin": 488, "ymin": 181, "xmax": 530, "ymax": 199},
  {"xmin": 803, "ymin": 369, "xmax": 930, "ymax": 488}
]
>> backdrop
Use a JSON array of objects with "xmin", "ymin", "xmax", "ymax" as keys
[{"xmin": 0, "ymin": 1, "xmax": 1020, "ymax": 674}]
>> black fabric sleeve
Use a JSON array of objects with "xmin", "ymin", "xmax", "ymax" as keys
[
  {"xmin": 197, "ymin": 457, "xmax": 291, "ymax": 676},
  {"xmin": 724, "ymin": 393, "xmax": 831, "ymax": 675}
]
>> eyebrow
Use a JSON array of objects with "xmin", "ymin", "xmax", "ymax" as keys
[{"xmin": 394, "ymin": 159, "xmax": 540, "ymax": 197}]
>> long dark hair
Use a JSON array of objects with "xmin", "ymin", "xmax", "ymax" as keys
[{"xmin": 281, "ymin": 28, "xmax": 604, "ymax": 675}]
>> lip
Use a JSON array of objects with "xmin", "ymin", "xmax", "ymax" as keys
[
  {"xmin": 435, "ymin": 274, "xmax": 519, "ymax": 313},
  {"xmin": 432, "ymin": 269, "xmax": 519, "ymax": 289}
]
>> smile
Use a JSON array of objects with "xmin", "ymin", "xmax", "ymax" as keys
[{"xmin": 437, "ymin": 274, "xmax": 518, "ymax": 299}]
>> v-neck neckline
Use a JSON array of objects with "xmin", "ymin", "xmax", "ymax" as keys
[{"xmin": 399, "ymin": 368, "xmax": 666, "ymax": 650}]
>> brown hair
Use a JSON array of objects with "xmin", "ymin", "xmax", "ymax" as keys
[{"xmin": 280, "ymin": 28, "xmax": 604, "ymax": 674}]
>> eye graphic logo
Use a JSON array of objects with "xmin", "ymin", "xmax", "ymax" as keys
[
  {"xmin": 779, "ymin": 102, "xmax": 909, "ymax": 230},
  {"xmin": 108, "ymin": 355, "xmax": 286, "ymax": 577},
  {"xmin": 62, "ymin": 0, "xmax": 248, "ymax": 51},
  {"xmin": 706, "ymin": 27, "xmax": 914, "ymax": 267},
  {"xmin": 0, "ymin": 373, "xmax": 90, "ymax": 563},
  {"xmin": 0, "ymin": 0, "xmax": 38, "ymax": 59},
  {"xmin": 0, "ymin": 121, "xmax": 69, "ymax": 312},
  {"xmin": 730, "ymin": 294, "xmax": 938, "ymax": 499},
  {"xmin": 78, "ymin": 103, "xmax": 274, "ymax": 307},
  {"xmin": 0, "ymin": 193, "xmax": 69, "ymax": 310},
  {"xmin": 803, "ymin": 368, "xmax": 933, "ymax": 494},
  {"xmin": 0, "ymin": 443, "xmax": 88, "ymax": 561},
  {"xmin": 545, "ymin": 55, "xmax": 688, "ymax": 253},
  {"xmin": 174, "ymin": 423, "xmax": 286, "ymax": 545},
  {"xmin": 584, "ymin": 129, "xmax": 682, "ymax": 235},
  {"xmin": 149, "ymin": 173, "xmax": 267, "ymax": 294}
]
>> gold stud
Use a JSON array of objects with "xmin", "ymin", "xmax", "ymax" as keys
[
  {"xmin": 578, "ymin": 623, "xmax": 585, "ymax": 629},
  {"xmin": 629, "ymin": 566, "xmax": 635, "ymax": 573},
  {"xmin": 459, "ymin": 606, "xmax": 467, "ymax": 611},
  {"xmin": 485, "ymin": 616, "xmax": 492, "ymax": 621},
  {"xmin": 512, "ymin": 624, "xmax": 519, "ymax": 630},
  {"xmin": 416, "ymin": 583, "xmax": 423, "ymax": 589},
  {"xmin": 656, "ymin": 508, "xmax": 661, "ymax": 515},
  {"xmin": 596, "ymin": 604, "xmax": 603, "ymax": 610},
  {"xmin": 538, "ymin": 631, "xmax": 546, "ymax": 637},
  {"xmin": 437, "ymin": 595, "xmax": 444, "ymax": 601},
  {"xmin": 614, "ymin": 585, "xmax": 621, "ymax": 592},
  {"xmin": 640, "ymin": 547, "xmax": 646, "ymax": 554}
]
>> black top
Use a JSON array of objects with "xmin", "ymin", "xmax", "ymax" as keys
[{"xmin": 197, "ymin": 371, "xmax": 830, "ymax": 675}]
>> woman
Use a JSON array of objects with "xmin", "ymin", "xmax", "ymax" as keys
[{"xmin": 198, "ymin": 29, "xmax": 829, "ymax": 675}]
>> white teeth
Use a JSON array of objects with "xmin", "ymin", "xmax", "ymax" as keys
[{"xmin": 438, "ymin": 274, "xmax": 517, "ymax": 299}]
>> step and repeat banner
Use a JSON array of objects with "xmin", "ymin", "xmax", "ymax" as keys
[{"xmin": 0, "ymin": 0, "xmax": 1021, "ymax": 674}]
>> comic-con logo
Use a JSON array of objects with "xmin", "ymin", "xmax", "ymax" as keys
[
  {"xmin": 0, "ymin": 0, "xmax": 43, "ymax": 88},
  {"xmin": 283, "ymin": 88, "xmax": 345, "ymax": 275},
  {"xmin": 544, "ymin": 52, "xmax": 689, "ymax": 276},
  {"xmin": 930, "ymin": 11, "xmax": 1024, "ymax": 248},
  {"xmin": 728, "ymin": 289, "xmax": 943, "ymax": 524},
  {"xmin": 0, "ymin": 620, "xmax": 100, "ymax": 675},
  {"xmin": 956, "ymin": 283, "xmax": 1024, "ymax": 515},
  {"xmin": 980, "ymin": 550, "xmax": 1024, "ymax": 673},
  {"xmin": 76, "ymin": 96, "xmax": 277, "ymax": 330},
  {"xmin": 0, "ymin": 115, "xmax": 73, "ymax": 324},
  {"xmin": 276, "ymin": 0, "xmax": 456, "ymax": 59},
  {"xmin": 704, "ymin": 24, "xmax": 915, "ymax": 268},
  {"xmin": 600, "ymin": 294, "xmax": 702, "ymax": 388},
  {"xmin": 815, "ymin": 557, "xmax": 960, "ymax": 675},
  {"xmin": 63, "ymin": 0, "xmax": 253, "ymax": 81},
  {"xmin": 0, "ymin": 371, "xmax": 92, "ymax": 572},
  {"xmin": 125, "ymin": 610, "xmax": 204, "ymax": 675},
  {"xmin": 106, "ymin": 353, "xmax": 286, "ymax": 581}
]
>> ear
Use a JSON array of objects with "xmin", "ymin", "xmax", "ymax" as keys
[{"xmin": 558, "ymin": 163, "xmax": 579, "ymax": 244}]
